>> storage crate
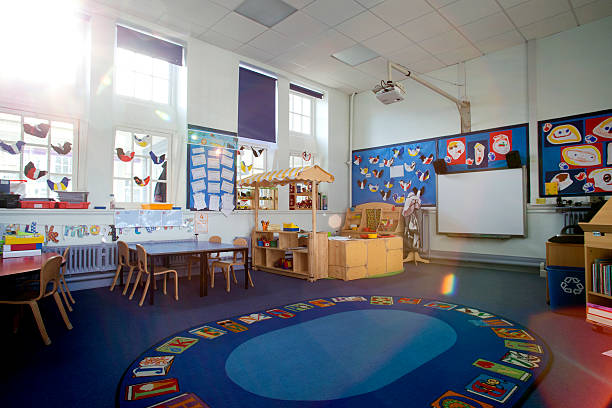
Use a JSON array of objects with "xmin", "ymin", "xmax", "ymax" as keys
[
  {"xmin": 20, "ymin": 201, "xmax": 56, "ymax": 209},
  {"xmin": 141, "ymin": 203, "xmax": 173, "ymax": 210},
  {"xmin": 57, "ymin": 201, "xmax": 90, "ymax": 209},
  {"xmin": 56, "ymin": 191, "xmax": 89, "ymax": 203}
]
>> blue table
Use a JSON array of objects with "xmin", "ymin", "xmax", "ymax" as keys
[{"xmin": 128, "ymin": 240, "xmax": 249, "ymax": 305}]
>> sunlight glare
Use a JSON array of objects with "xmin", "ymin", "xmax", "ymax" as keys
[{"xmin": 441, "ymin": 274, "xmax": 456, "ymax": 295}]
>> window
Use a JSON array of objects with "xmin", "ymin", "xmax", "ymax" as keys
[
  {"xmin": 237, "ymin": 144, "xmax": 267, "ymax": 181},
  {"xmin": 289, "ymin": 152, "xmax": 314, "ymax": 169},
  {"xmin": 113, "ymin": 129, "xmax": 170, "ymax": 204},
  {"xmin": 115, "ymin": 48, "xmax": 171, "ymax": 104},
  {"xmin": 289, "ymin": 92, "xmax": 314, "ymax": 136},
  {"xmin": 0, "ymin": 110, "xmax": 76, "ymax": 198}
]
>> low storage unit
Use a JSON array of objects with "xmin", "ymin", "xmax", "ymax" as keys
[{"xmin": 328, "ymin": 236, "xmax": 403, "ymax": 281}]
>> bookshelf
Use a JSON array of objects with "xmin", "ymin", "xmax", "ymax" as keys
[
  {"xmin": 236, "ymin": 187, "xmax": 278, "ymax": 210},
  {"xmin": 252, "ymin": 230, "xmax": 328, "ymax": 280},
  {"xmin": 579, "ymin": 199, "xmax": 612, "ymax": 332}
]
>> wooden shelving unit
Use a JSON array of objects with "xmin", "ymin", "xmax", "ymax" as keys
[
  {"xmin": 579, "ymin": 199, "xmax": 612, "ymax": 332},
  {"xmin": 289, "ymin": 182, "xmax": 312, "ymax": 210},
  {"xmin": 252, "ymin": 230, "xmax": 328, "ymax": 280},
  {"xmin": 236, "ymin": 186, "xmax": 278, "ymax": 210},
  {"xmin": 340, "ymin": 202, "xmax": 404, "ymax": 238}
]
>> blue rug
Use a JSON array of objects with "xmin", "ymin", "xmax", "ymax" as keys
[{"xmin": 117, "ymin": 296, "xmax": 550, "ymax": 407}]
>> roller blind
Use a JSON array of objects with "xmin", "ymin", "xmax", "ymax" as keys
[
  {"xmin": 290, "ymin": 83, "xmax": 323, "ymax": 99},
  {"xmin": 116, "ymin": 25, "xmax": 183, "ymax": 66},
  {"xmin": 238, "ymin": 67, "xmax": 277, "ymax": 143}
]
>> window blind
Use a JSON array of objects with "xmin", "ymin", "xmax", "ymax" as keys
[
  {"xmin": 238, "ymin": 67, "xmax": 277, "ymax": 143},
  {"xmin": 290, "ymin": 83, "xmax": 323, "ymax": 99},
  {"xmin": 116, "ymin": 25, "xmax": 183, "ymax": 66}
]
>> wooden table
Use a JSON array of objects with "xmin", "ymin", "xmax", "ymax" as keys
[
  {"xmin": 128, "ymin": 241, "xmax": 249, "ymax": 305},
  {"xmin": 0, "ymin": 252, "xmax": 61, "ymax": 277}
]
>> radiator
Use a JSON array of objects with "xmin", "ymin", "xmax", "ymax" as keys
[{"xmin": 44, "ymin": 244, "xmax": 118, "ymax": 276}]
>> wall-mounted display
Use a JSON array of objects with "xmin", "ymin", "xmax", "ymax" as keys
[{"xmin": 538, "ymin": 109, "xmax": 612, "ymax": 197}]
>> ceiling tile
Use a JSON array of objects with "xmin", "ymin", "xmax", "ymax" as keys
[
  {"xmin": 302, "ymin": 0, "xmax": 365, "ymax": 26},
  {"xmin": 428, "ymin": 0, "xmax": 457, "ymax": 7},
  {"xmin": 418, "ymin": 30, "xmax": 470, "ymax": 54},
  {"xmin": 303, "ymin": 29, "xmax": 357, "ymax": 55},
  {"xmin": 396, "ymin": 12, "xmax": 452, "ymax": 42},
  {"xmin": 337, "ymin": 85, "xmax": 360, "ymax": 94},
  {"xmin": 159, "ymin": 0, "xmax": 229, "ymax": 32},
  {"xmin": 237, "ymin": 44, "xmax": 275, "ymax": 62},
  {"xmin": 332, "ymin": 68, "xmax": 378, "ymax": 92},
  {"xmin": 248, "ymin": 30, "xmax": 300, "ymax": 56},
  {"xmin": 105, "ymin": 0, "xmax": 166, "ymax": 21},
  {"xmin": 272, "ymin": 11, "xmax": 328, "ymax": 39},
  {"xmin": 519, "ymin": 11, "xmax": 576, "ymax": 40},
  {"xmin": 408, "ymin": 56, "xmax": 445, "ymax": 73},
  {"xmin": 336, "ymin": 11, "xmax": 392, "ymax": 42},
  {"xmin": 208, "ymin": 0, "xmax": 243, "ymax": 10},
  {"xmin": 435, "ymin": 44, "xmax": 481, "ymax": 65},
  {"xmin": 574, "ymin": 0, "xmax": 612, "ymax": 25},
  {"xmin": 458, "ymin": 12, "xmax": 515, "ymax": 43},
  {"xmin": 474, "ymin": 30, "xmax": 524, "ymax": 53},
  {"xmin": 235, "ymin": 0, "xmax": 298, "ymax": 28},
  {"xmin": 283, "ymin": 0, "xmax": 316, "ymax": 10},
  {"xmin": 304, "ymin": 56, "xmax": 353, "ymax": 74},
  {"xmin": 497, "ymin": 0, "xmax": 528, "ymax": 8},
  {"xmin": 355, "ymin": 56, "xmax": 389, "ymax": 79},
  {"xmin": 156, "ymin": 14, "xmax": 209, "ymax": 37},
  {"xmin": 389, "ymin": 44, "xmax": 432, "ymax": 66},
  {"xmin": 197, "ymin": 29, "xmax": 243, "ymax": 51},
  {"xmin": 276, "ymin": 43, "xmax": 327, "ymax": 67},
  {"xmin": 355, "ymin": 0, "xmax": 386, "ymax": 7},
  {"xmin": 438, "ymin": 0, "xmax": 502, "ymax": 26},
  {"xmin": 505, "ymin": 0, "xmax": 570, "ymax": 27},
  {"xmin": 211, "ymin": 12, "xmax": 267, "ymax": 42},
  {"xmin": 570, "ymin": 0, "xmax": 597, "ymax": 7},
  {"xmin": 268, "ymin": 55, "xmax": 305, "ymax": 73},
  {"xmin": 362, "ymin": 29, "xmax": 412, "ymax": 56},
  {"xmin": 370, "ymin": 0, "xmax": 434, "ymax": 27}
]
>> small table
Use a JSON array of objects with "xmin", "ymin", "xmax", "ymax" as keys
[
  {"xmin": 128, "ymin": 241, "xmax": 250, "ymax": 305},
  {"xmin": 0, "ymin": 253, "xmax": 61, "ymax": 277}
]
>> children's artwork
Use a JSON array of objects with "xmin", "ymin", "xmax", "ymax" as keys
[
  {"xmin": 352, "ymin": 138, "xmax": 437, "ymax": 206},
  {"xmin": 24, "ymin": 161, "xmax": 47, "ymax": 180},
  {"xmin": 133, "ymin": 176, "xmax": 150, "ymax": 187},
  {"xmin": 539, "ymin": 109, "xmax": 612, "ymax": 197},
  {"xmin": 150, "ymin": 151, "xmax": 166, "ymax": 164},
  {"xmin": 194, "ymin": 212, "xmax": 208, "ymax": 234},
  {"xmin": 133, "ymin": 134, "xmax": 151, "ymax": 147},
  {"xmin": 186, "ymin": 125, "xmax": 237, "ymax": 211},
  {"xmin": 51, "ymin": 141, "xmax": 72, "ymax": 155},
  {"xmin": 116, "ymin": 147, "xmax": 135, "ymax": 162},
  {"xmin": 23, "ymin": 123, "xmax": 50, "ymax": 138},
  {"xmin": 437, "ymin": 124, "xmax": 528, "ymax": 173},
  {"xmin": 47, "ymin": 177, "xmax": 70, "ymax": 191},
  {"xmin": 0, "ymin": 140, "xmax": 25, "ymax": 154}
]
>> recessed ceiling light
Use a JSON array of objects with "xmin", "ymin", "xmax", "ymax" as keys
[
  {"xmin": 235, "ymin": 0, "xmax": 297, "ymax": 28},
  {"xmin": 332, "ymin": 44, "xmax": 379, "ymax": 67}
]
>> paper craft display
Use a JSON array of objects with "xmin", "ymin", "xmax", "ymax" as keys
[
  {"xmin": 24, "ymin": 123, "xmax": 50, "ymax": 138},
  {"xmin": 437, "ymin": 124, "xmax": 528, "ymax": 173},
  {"xmin": 47, "ymin": 177, "xmax": 70, "ymax": 191},
  {"xmin": 187, "ymin": 125, "xmax": 237, "ymax": 211},
  {"xmin": 24, "ymin": 161, "xmax": 47, "ymax": 180},
  {"xmin": 195, "ymin": 212, "xmax": 208, "ymax": 234},
  {"xmin": 352, "ymin": 138, "xmax": 437, "ymax": 206},
  {"xmin": 133, "ymin": 134, "xmax": 151, "ymax": 147},
  {"xmin": 539, "ymin": 109, "xmax": 612, "ymax": 197},
  {"xmin": 116, "ymin": 148, "xmax": 135, "ymax": 162},
  {"xmin": 150, "ymin": 151, "xmax": 166, "ymax": 164},
  {"xmin": 1, "ymin": 140, "xmax": 25, "ymax": 154},
  {"xmin": 133, "ymin": 176, "xmax": 150, "ymax": 186},
  {"xmin": 51, "ymin": 141, "xmax": 72, "ymax": 155}
]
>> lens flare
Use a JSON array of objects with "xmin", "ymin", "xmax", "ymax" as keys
[
  {"xmin": 96, "ymin": 68, "xmax": 113, "ymax": 95},
  {"xmin": 441, "ymin": 274, "xmax": 456, "ymax": 295},
  {"xmin": 328, "ymin": 214, "xmax": 342, "ymax": 229},
  {"xmin": 155, "ymin": 110, "xmax": 171, "ymax": 121}
]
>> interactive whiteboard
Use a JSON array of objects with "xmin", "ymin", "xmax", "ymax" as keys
[{"xmin": 437, "ymin": 167, "xmax": 526, "ymax": 237}]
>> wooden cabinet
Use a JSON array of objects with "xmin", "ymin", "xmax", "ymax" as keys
[
  {"xmin": 328, "ymin": 236, "xmax": 403, "ymax": 281},
  {"xmin": 237, "ymin": 187, "xmax": 278, "ymax": 210},
  {"xmin": 251, "ymin": 230, "xmax": 328, "ymax": 280},
  {"xmin": 340, "ymin": 202, "xmax": 404, "ymax": 237},
  {"xmin": 579, "ymin": 200, "xmax": 612, "ymax": 331}
]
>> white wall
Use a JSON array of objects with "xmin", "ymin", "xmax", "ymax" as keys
[{"xmin": 352, "ymin": 16, "xmax": 612, "ymax": 259}]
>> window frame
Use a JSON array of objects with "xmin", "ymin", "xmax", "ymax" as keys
[
  {"xmin": 113, "ymin": 47, "xmax": 176, "ymax": 106},
  {"xmin": 288, "ymin": 151, "xmax": 315, "ymax": 169},
  {"xmin": 112, "ymin": 126, "xmax": 172, "ymax": 206},
  {"xmin": 0, "ymin": 107, "xmax": 78, "ymax": 198},
  {"xmin": 237, "ymin": 142, "xmax": 268, "ymax": 181},
  {"xmin": 289, "ymin": 91, "xmax": 315, "ymax": 138}
]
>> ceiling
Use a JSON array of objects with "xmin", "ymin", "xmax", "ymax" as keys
[{"xmin": 88, "ymin": 0, "xmax": 612, "ymax": 94}]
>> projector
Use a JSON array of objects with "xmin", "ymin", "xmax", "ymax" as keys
[{"xmin": 372, "ymin": 81, "xmax": 406, "ymax": 105}]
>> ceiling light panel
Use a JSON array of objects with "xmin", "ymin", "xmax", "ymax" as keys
[
  {"xmin": 332, "ymin": 44, "xmax": 379, "ymax": 66},
  {"xmin": 235, "ymin": 0, "xmax": 298, "ymax": 27}
]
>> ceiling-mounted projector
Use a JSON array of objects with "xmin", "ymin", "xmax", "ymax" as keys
[{"xmin": 372, "ymin": 80, "xmax": 406, "ymax": 105}]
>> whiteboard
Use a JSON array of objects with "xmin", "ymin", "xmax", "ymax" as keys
[{"xmin": 437, "ymin": 167, "xmax": 526, "ymax": 237}]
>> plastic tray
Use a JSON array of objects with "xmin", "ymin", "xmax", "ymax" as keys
[
  {"xmin": 20, "ymin": 201, "xmax": 56, "ymax": 209},
  {"xmin": 57, "ymin": 202, "xmax": 90, "ymax": 209},
  {"xmin": 141, "ymin": 203, "xmax": 173, "ymax": 210}
]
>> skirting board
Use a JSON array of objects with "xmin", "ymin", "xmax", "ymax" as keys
[{"xmin": 428, "ymin": 250, "xmax": 543, "ymax": 273}]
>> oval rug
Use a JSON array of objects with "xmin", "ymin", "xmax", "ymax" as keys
[{"xmin": 117, "ymin": 296, "xmax": 550, "ymax": 408}]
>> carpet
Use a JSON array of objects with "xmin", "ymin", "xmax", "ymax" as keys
[{"xmin": 117, "ymin": 295, "xmax": 550, "ymax": 407}]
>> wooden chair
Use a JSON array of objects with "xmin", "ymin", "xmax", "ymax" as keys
[
  {"xmin": 130, "ymin": 244, "xmax": 178, "ymax": 307},
  {"xmin": 110, "ymin": 241, "xmax": 138, "ymax": 295},
  {"xmin": 0, "ymin": 256, "xmax": 72, "ymax": 345},
  {"xmin": 210, "ymin": 238, "xmax": 254, "ymax": 292},
  {"xmin": 58, "ymin": 247, "xmax": 76, "ymax": 312},
  {"xmin": 186, "ymin": 235, "xmax": 222, "ymax": 280}
]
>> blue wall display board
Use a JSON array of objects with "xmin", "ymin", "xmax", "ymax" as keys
[
  {"xmin": 352, "ymin": 139, "xmax": 437, "ymax": 207},
  {"xmin": 436, "ymin": 123, "xmax": 529, "ymax": 173},
  {"xmin": 186, "ymin": 125, "xmax": 237, "ymax": 211},
  {"xmin": 538, "ymin": 109, "xmax": 612, "ymax": 197}
]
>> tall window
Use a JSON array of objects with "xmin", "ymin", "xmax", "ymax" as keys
[
  {"xmin": 238, "ymin": 144, "xmax": 267, "ymax": 181},
  {"xmin": 289, "ymin": 92, "xmax": 314, "ymax": 136},
  {"xmin": 289, "ymin": 152, "xmax": 314, "ymax": 168},
  {"xmin": 0, "ymin": 110, "xmax": 76, "ymax": 198},
  {"xmin": 115, "ymin": 48, "xmax": 170, "ymax": 104},
  {"xmin": 113, "ymin": 129, "xmax": 170, "ymax": 204}
]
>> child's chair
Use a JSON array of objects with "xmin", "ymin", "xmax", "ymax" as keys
[
  {"xmin": 210, "ymin": 238, "xmax": 253, "ymax": 292},
  {"xmin": 186, "ymin": 235, "xmax": 222, "ymax": 280},
  {"xmin": 130, "ymin": 244, "xmax": 179, "ymax": 307},
  {"xmin": 110, "ymin": 241, "xmax": 138, "ymax": 295},
  {"xmin": 58, "ymin": 247, "xmax": 76, "ymax": 311}
]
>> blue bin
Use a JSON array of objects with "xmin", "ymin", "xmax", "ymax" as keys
[{"xmin": 547, "ymin": 266, "xmax": 585, "ymax": 310}]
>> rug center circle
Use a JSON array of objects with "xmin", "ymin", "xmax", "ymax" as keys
[{"xmin": 224, "ymin": 309, "xmax": 457, "ymax": 401}]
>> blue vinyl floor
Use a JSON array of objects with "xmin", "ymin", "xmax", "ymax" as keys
[{"xmin": 1, "ymin": 262, "xmax": 611, "ymax": 407}]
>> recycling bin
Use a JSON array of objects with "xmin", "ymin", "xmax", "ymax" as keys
[{"xmin": 546, "ymin": 266, "xmax": 585, "ymax": 311}]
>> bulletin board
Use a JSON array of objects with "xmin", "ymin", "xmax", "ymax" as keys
[
  {"xmin": 538, "ymin": 109, "xmax": 612, "ymax": 198},
  {"xmin": 436, "ymin": 123, "xmax": 529, "ymax": 173},
  {"xmin": 186, "ymin": 125, "xmax": 237, "ymax": 211},
  {"xmin": 352, "ymin": 138, "xmax": 437, "ymax": 207}
]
